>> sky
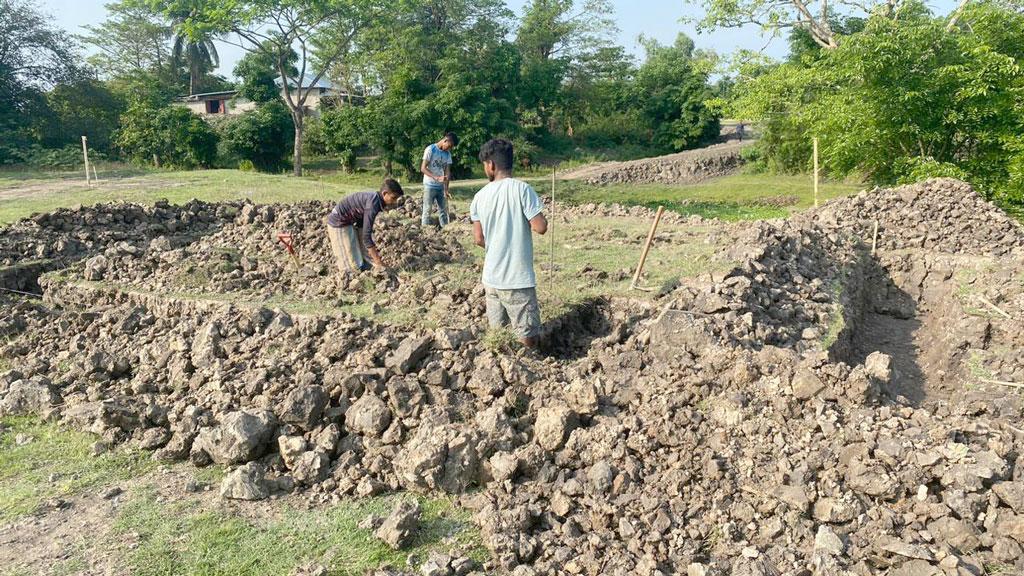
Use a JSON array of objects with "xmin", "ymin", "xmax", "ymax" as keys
[{"xmin": 38, "ymin": 0, "xmax": 959, "ymax": 79}]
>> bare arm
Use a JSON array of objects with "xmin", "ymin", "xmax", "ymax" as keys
[
  {"xmin": 367, "ymin": 245, "xmax": 385, "ymax": 268},
  {"xmin": 420, "ymin": 159, "xmax": 443, "ymax": 181},
  {"xmin": 530, "ymin": 213, "xmax": 548, "ymax": 235},
  {"xmin": 443, "ymin": 165, "xmax": 451, "ymax": 198},
  {"xmin": 473, "ymin": 221, "xmax": 485, "ymax": 248}
]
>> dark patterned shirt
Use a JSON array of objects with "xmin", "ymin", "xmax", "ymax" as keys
[{"xmin": 326, "ymin": 191, "xmax": 384, "ymax": 248}]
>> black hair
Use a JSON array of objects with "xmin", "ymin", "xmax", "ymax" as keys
[
  {"xmin": 478, "ymin": 138, "xmax": 514, "ymax": 172},
  {"xmin": 381, "ymin": 178, "xmax": 404, "ymax": 196},
  {"xmin": 444, "ymin": 132, "xmax": 459, "ymax": 147}
]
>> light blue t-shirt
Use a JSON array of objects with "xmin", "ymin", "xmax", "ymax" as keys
[
  {"xmin": 470, "ymin": 178, "xmax": 544, "ymax": 290},
  {"xmin": 422, "ymin": 144, "xmax": 451, "ymax": 187}
]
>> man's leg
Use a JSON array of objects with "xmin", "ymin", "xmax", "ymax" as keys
[
  {"xmin": 421, "ymin": 186, "xmax": 434, "ymax": 225},
  {"xmin": 437, "ymin": 189, "xmax": 450, "ymax": 227},
  {"xmin": 340, "ymin": 226, "xmax": 366, "ymax": 271},
  {"xmin": 355, "ymin": 227, "xmax": 372, "ymax": 270},
  {"xmin": 325, "ymin": 218, "xmax": 354, "ymax": 279},
  {"xmin": 501, "ymin": 287, "xmax": 542, "ymax": 348},
  {"xmin": 485, "ymin": 287, "xmax": 510, "ymax": 329}
]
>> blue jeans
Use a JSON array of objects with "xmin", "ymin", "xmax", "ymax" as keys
[{"xmin": 421, "ymin": 184, "xmax": 449, "ymax": 227}]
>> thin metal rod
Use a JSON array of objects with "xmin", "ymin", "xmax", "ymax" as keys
[
  {"xmin": 0, "ymin": 286, "xmax": 43, "ymax": 298},
  {"xmin": 813, "ymin": 137, "xmax": 819, "ymax": 208}
]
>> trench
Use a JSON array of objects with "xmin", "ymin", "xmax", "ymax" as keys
[
  {"xmin": 834, "ymin": 253, "xmax": 971, "ymax": 406},
  {"xmin": 537, "ymin": 297, "xmax": 616, "ymax": 360}
]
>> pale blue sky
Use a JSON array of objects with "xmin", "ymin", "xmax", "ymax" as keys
[{"xmin": 38, "ymin": 0, "xmax": 959, "ymax": 79}]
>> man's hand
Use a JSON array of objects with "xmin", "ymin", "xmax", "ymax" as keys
[
  {"xmin": 368, "ymin": 246, "xmax": 386, "ymax": 269},
  {"xmin": 473, "ymin": 221, "xmax": 485, "ymax": 248}
]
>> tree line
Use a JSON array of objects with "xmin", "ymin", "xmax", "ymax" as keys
[{"xmin": 1, "ymin": 0, "xmax": 721, "ymax": 177}]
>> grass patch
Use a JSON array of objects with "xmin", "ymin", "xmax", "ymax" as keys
[
  {"xmin": 544, "ymin": 173, "xmax": 863, "ymax": 221},
  {"xmin": 115, "ymin": 489, "xmax": 485, "ymax": 576},
  {"xmin": 0, "ymin": 416, "xmax": 156, "ymax": 523}
]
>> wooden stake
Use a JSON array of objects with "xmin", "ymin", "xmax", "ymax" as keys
[
  {"xmin": 81, "ymin": 136, "xmax": 91, "ymax": 186},
  {"xmin": 631, "ymin": 206, "xmax": 665, "ymax": 291},
  {"xmin": 981, "ymin": 378, "xmax": 1024, "ymax": 389},
  {"xmin": 92, "ymin": 163, "xmax": 100, "ymax": 183},
  {"xmin": 549, "ymin": 166, "xmax": 556, "ymax": 283},
  {"xmin": 871, "ymin": 220, "xmax": 879, "ymax": 255},
  {"xmin": 813, "ymin": 137, "xmax": 819, "ymax": 208},
  {"xmin": 977, "ymin": 295, "xmax": 1013, "ymax": 320}
]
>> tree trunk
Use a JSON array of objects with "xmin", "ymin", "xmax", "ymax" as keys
[{"xmin": 293, "ymin": 112, "xmax": 304, "ymax": 177}]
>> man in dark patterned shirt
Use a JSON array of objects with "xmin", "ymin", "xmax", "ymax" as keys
[{"xmin": 324, "ymin": 179, "xmax": 404, "ymax": 275}]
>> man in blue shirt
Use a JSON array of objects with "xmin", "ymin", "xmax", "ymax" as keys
[
  {"xmin": 324, "ymin": 179, "xmax": 404, "ymax": 278},
  {"xmin": 420, "ymin": 132, "xmax": 459, "ymax": 228},
  {"xmin": 470, "ymin": 139, "xmax": 548, "ymax": 347}
]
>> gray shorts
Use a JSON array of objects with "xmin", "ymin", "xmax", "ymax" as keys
[{"xmin": 485, "ymin": 287, "xmax": 541, "ymax": 339}]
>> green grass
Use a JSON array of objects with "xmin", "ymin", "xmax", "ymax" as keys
[
  {"xmin": 546, "ymin": 173, "xmax": 863, "ymax": 221},
  {"xmin": 114, "ymin": 489, "xmax": 485, "ymax": 576},
  {"xmin": 0, "ymin": 416, "xmax": 156, "ymax": 523}
]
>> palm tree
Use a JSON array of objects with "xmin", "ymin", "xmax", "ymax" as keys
[{"xmin": 170, "ymin": 12, "xmax": 219, "ymax": 95}]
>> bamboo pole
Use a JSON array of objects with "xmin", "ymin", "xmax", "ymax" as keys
[
  {"xmin": 813, "ymin": 137, "xmax": 819, "ymax": 208},
  {"xmin": 81, "ymin": 136, "xmax": 91, "ymax": 186},
  {"xmin": 549, "ymin": 166, "xmax": 556, "ymax": 283},
  {"xmin": 631, "ymin": 206, "xmax": 665, "ymax": 291},
  {"xmin": 871, "ymin": 220, "xmax": 879, "ymax": 255}
]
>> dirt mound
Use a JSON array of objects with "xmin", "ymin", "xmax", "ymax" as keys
[
  {"xmin": 73, "ymin": 200, "xmax": 469, "ymax": 302},
  {"xmin": 560, "ymin": 142, "xmax": 749, "ymax": 186},
  {"xmin": 2, "ymin": 180, "xmax": 1024, "ymax": 575},
  {"xmin": 800, "ymin": 178, "xmax": 1024, "ymax": 257}
]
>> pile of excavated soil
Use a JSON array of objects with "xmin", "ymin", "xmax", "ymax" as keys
[
  {"xmin": 73, "ymin": 200, "xmax": 469, "ymax": 301},
  {"xmin": 561, "ymin": 142, "xmax": 749, "ymax": 187},
  {"xmin": 2, "ymin": 179, "xmax": 1024, "ymax": 576},
  {"xmin": 798, "ymin": 178, "xmax": 1024, "ymax": 257}
]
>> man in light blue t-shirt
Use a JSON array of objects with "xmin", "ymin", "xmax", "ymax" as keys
[
  {"xmin": 470, "ymin": 138, "xmax": 548, "ymax": 347},
  {"xmin": 420, "ymin": 132, "xmax": 459, "ymax": 228}
]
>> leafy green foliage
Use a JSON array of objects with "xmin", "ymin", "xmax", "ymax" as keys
[
  {"xmin": 732, "ymin": 2, "xmax": 1024, "ymax": 208},
  {"xmin": 116, "ymin": 103, "xmax": 218, "ymax": 168},
  {"xmin": 234, "ymin": 45, "xmax": 296, "ymax": 104},
  {"xmin": 218, "ymin": 101, "xmax": 295, "ymax": 172},
  {"xmin": 633, "ymin": 35, "xmax": 721, "ymax": 152},
  {"xmin": 37, "ymin": 80, "xmax": 126, "ymax": 152}
]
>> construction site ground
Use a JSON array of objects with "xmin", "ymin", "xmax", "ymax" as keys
[{"xmin": 1, "ymin": 154, "xmax": 1022, "ymax": 576}]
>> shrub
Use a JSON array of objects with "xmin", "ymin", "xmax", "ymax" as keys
[
  {"xmin": 218, "ymin": 102, "xmax": 294, "ymax": 173},
  {"xmin": 115, "ymin": 104, "xmax": 218, "ymax": 168},
  {"xmin": 573, "ymin": 111, "xmax": 649, "ymax": 149}
]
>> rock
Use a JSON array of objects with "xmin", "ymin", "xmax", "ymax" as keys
[
  {"xmin": 864, "ymin": 351, "xmax": 892, "ymax": 383},
  {"xmin": 138, "ymin": 427, "xmax": 171, "ymax": 450},
  {"xmin": 588, "ymin": 461, "xmax": 615, "ymax": 493},
  {"xmin": 489, "ymin": 452, "xmax": 518, "ymax": 482},
  {"xmin": 101, "ymin": 486, "xmax": 123, "ymax": 499},
  {"xmin": 775, "ymin": 484, "xmax": 812, "ymax": 512},
  {"xmin": 374, "ymin": 499, "xmax": 420, "ymax": 549},
  {"xmin": 190, "ymin": 321, "xmax": 223, "ymax": 368},
  {"xmin": 993, "ymin": 481, "xmax": 1024, "ymax": 513},
  {"xmin": 0, "ymin": 378, "xmax": 60, "ymax": 416},
  {"xmin": 193, "ymin": 410, "xmax": 276, "ymax": 464},
  {"xmin": 889, "ymin": 559, "xmax": 941, "ymax": 576},
  {"xmin": 420, "ymin": 551, "xmax": 452, "ymax": 576},
  {"xmin": 384, "ymin": 335, "xmax": 432, "ymax": 374},
  {"xmin": 791, "ymin": 368, "xmax": 825, "ymax": 400},
  {"xmin": 83, "ymin": 254, "xmax": 108, "ymax": 280},
  {"xmin": 291, "ymin": 450, "xmax": 330, "ymax": 485},
  {"xmin": 346, "ymin": 394, "xmax": 391, "ymax": 437},
  {"xmin": 396, "ymin": 425, "xmax": 481, "ymax": 494},
  {"xmin": 534, "ymin": 405, "xmax": 577, "ymax": 451},
  {"xmin": 278, "ymin": 385, "xmax": 328, "ymax": 430},
  {"xmin": 387, "ymin": 377, "xmax": 426, "ymax": 419},
  {"xmin": 814, "ymin": 525, "xmax": 845, "ymax": 556},
  {"xmin": 220, "ymin": 462, "xmax": 269, "ymax": 500},
  {"xmin": 278, "ymin": 435, "xmax": 308, "ymax": 469}
]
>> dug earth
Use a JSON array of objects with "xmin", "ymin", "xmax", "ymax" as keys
[{"xmin": 2, "ymin": 178, "xmax": 1024, "ymax": 575}]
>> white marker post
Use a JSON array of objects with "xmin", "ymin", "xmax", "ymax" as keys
[
  {"xmin": 813, "ymin": 137, "xmax": 820, "ymax": 208},
  {"xmin": 81, "ymin": 136, "xmax": 91, "ymax": 186}
]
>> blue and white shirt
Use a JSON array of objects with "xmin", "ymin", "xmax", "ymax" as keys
[{"xmin": 422, "ymin": 144, "xmax": 452, "ymax": 187}]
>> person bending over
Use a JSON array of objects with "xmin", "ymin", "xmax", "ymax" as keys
[
  {"xmin": 420, "ymin": 132, "xmax": 458, "ymax": 228},
  {"xmin": 324, "ymin": 179, "xmax": 404, "ymax": 277},
  {"xmin": 470, "ymin": 138, "xmax": 548, "ymax": 348}
]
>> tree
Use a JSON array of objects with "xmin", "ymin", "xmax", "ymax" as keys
[
  {"xmin": 152, "ymin": 0, "xmax": 381, "ymax": 176},
  {"xmin": 79, "ymin": 1, "xmax": 175, "ymax": 81},
  {"xmin": 116, "ymin": 102, "xmax": 218, "ymax": 167},
  {"xmin": 323, "ymin": 0, "xmax": 520, "ymax": 177},
  {"xmin": 0, "ymin": 0, "xmax": 81, "ymax": 162},
  {"xmin": 234, "ymin": 44, "xmax": 296, "ymax": 104},
  {"xmin": 731, "ymin": 3, "xmax": 1024, "ymax": 206},
  {"xmin": 170, "ymin": 8, "xmax": 220, "ymax": 95},
  {"xmin": 633, "ymin": 34, "xmax": 720, "ymax": 151},
  {"xmin": 515, "ymin": 0, "xmax": 617, "ymax": 131},
  {"xmin": 219, "ymin": 101, "xmax": 294, "ymax": 171},
  {"xmin": 38, "ymin": 80, "xmax": 126, "ymax": 151},
  {"xmin": 689, "ymin": 0, "xmax": 910, "ymax": 49}
]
